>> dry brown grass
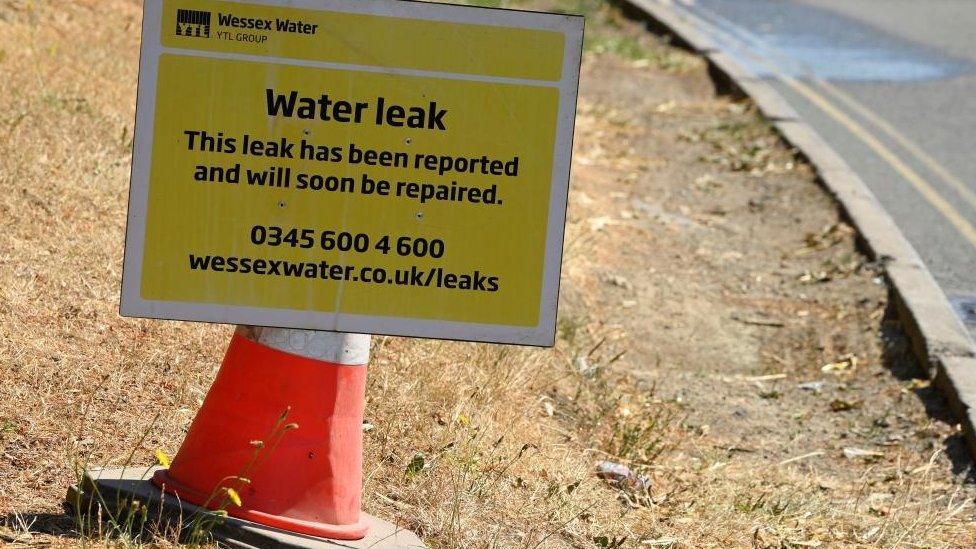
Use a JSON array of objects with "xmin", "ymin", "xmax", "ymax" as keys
[{"xmin": 2, "ymin": 0, "xmax": 976, "ymax": 547}]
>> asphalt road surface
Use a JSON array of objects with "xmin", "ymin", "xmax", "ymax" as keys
[{"xmin": 664, "ymin": 0, "xmax": 976, "ymax": 332}]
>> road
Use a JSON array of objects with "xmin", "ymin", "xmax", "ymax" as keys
[{"xmin": 664, "ymin": 0, "xmax": 976, "ymax": 331}]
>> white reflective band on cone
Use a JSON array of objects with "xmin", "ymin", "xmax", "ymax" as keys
[{"xmin": 237, "ymin": 326, "xmax": 370, "ymax": 365}]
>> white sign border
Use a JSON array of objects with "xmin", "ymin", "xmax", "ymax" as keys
[{"xmin": 120, "ymin": 0, "xmax": 584, "ymax": 347}]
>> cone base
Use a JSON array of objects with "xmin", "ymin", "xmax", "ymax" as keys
[
  {"xmin": 68, "ymin": 466, "xmax": 425, "ymax": 548},
  {"xmin": 152, "ymin": 468, "xmax": 369, "ymax": 540}
]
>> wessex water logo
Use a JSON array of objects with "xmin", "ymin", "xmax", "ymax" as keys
[{"xmin": 175, "ymin": 9, "xmax": 211, "ymax": 38}]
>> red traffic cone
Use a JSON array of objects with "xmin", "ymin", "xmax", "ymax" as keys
[{"xmin": 153, "ymin": 326, "xmax": 371, "ymax": 540}]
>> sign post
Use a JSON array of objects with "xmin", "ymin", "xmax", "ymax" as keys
[{"xmin": 72, "ymin": 0, "xmax": 583, "ymax": 545}]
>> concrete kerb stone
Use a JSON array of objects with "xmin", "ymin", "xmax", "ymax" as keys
[
  {"xmin": 888, "ymin": 261, "xmax": 976, "ymax": 360},
  {"xmin": 622, "ymin": 0, "xmax": 976, "ymax": 460},
  {"xmin": 735, "ymin": 78, "xmax": 801, "ymax": 122},
  {"xmin": 621, "ymin": 3, "xmax": 800, "ymax": 123},
  {"xmin": 772, "ymin": 121, "xmax": 854, "ymax": 173}
]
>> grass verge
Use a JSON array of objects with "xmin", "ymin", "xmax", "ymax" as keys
[{"xmin": 1, "ymin": 1, "xmax": 974, "ymax": 547}]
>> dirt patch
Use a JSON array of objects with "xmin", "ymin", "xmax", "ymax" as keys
[
  {"xmin": 0, "ymin": 1, "xmax": 974, "ymax": 547},
  {"xmin": 566, "ymin": 49, "xmax": 976, "ymax": 545}
]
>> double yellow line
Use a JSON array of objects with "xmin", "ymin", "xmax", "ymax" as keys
[
  {"xmin": 678, "ymin": 2, "xmax": 976, "ymax": 248},
  {"xmin": 782, "ymin": 75, "xmax": 976, "ymax": 246}
]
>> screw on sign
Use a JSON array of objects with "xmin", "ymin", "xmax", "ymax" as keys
[{"xmin": 70, "ymin": 0, "xmax": 583, "ymax": 546}]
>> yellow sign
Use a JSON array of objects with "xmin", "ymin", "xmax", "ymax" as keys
[{"xmin": 121, "ymin": 0, "xmax": 583, "ymax": 346}]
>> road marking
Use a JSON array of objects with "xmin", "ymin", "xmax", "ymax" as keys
[
  {"xmin": 778, "ymin": 74, "xmax": 976, "ymax": 247},
  {"xmin": 814, "ymin": 79, "xmax": 976, "ymax": 213},
  {"xmin": 670, "ymin": 1, "xmax": 976, "ymax": 249}
]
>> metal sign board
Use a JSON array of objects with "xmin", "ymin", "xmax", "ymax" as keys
[{"xmin": 121, "ymin": 0, "xmax": 583, "ymax": 346}]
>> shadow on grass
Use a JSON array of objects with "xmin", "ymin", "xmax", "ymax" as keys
[{"xmin": 1, "ymin": 509, "xmax": 77, "ymax": 539}]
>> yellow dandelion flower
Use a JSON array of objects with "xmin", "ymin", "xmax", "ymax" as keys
[
  {"xmin": 226, "ymin": 487, "xmax": 242, "ymax": 507},
  {"xmin": 154, "ymin": 449, "xmax": 171, "ymax": 469}
]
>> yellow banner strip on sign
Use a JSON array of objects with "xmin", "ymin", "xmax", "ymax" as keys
[{"xmin": 161, "ymin": 0, "xmax": 566, "ymax": 82}]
